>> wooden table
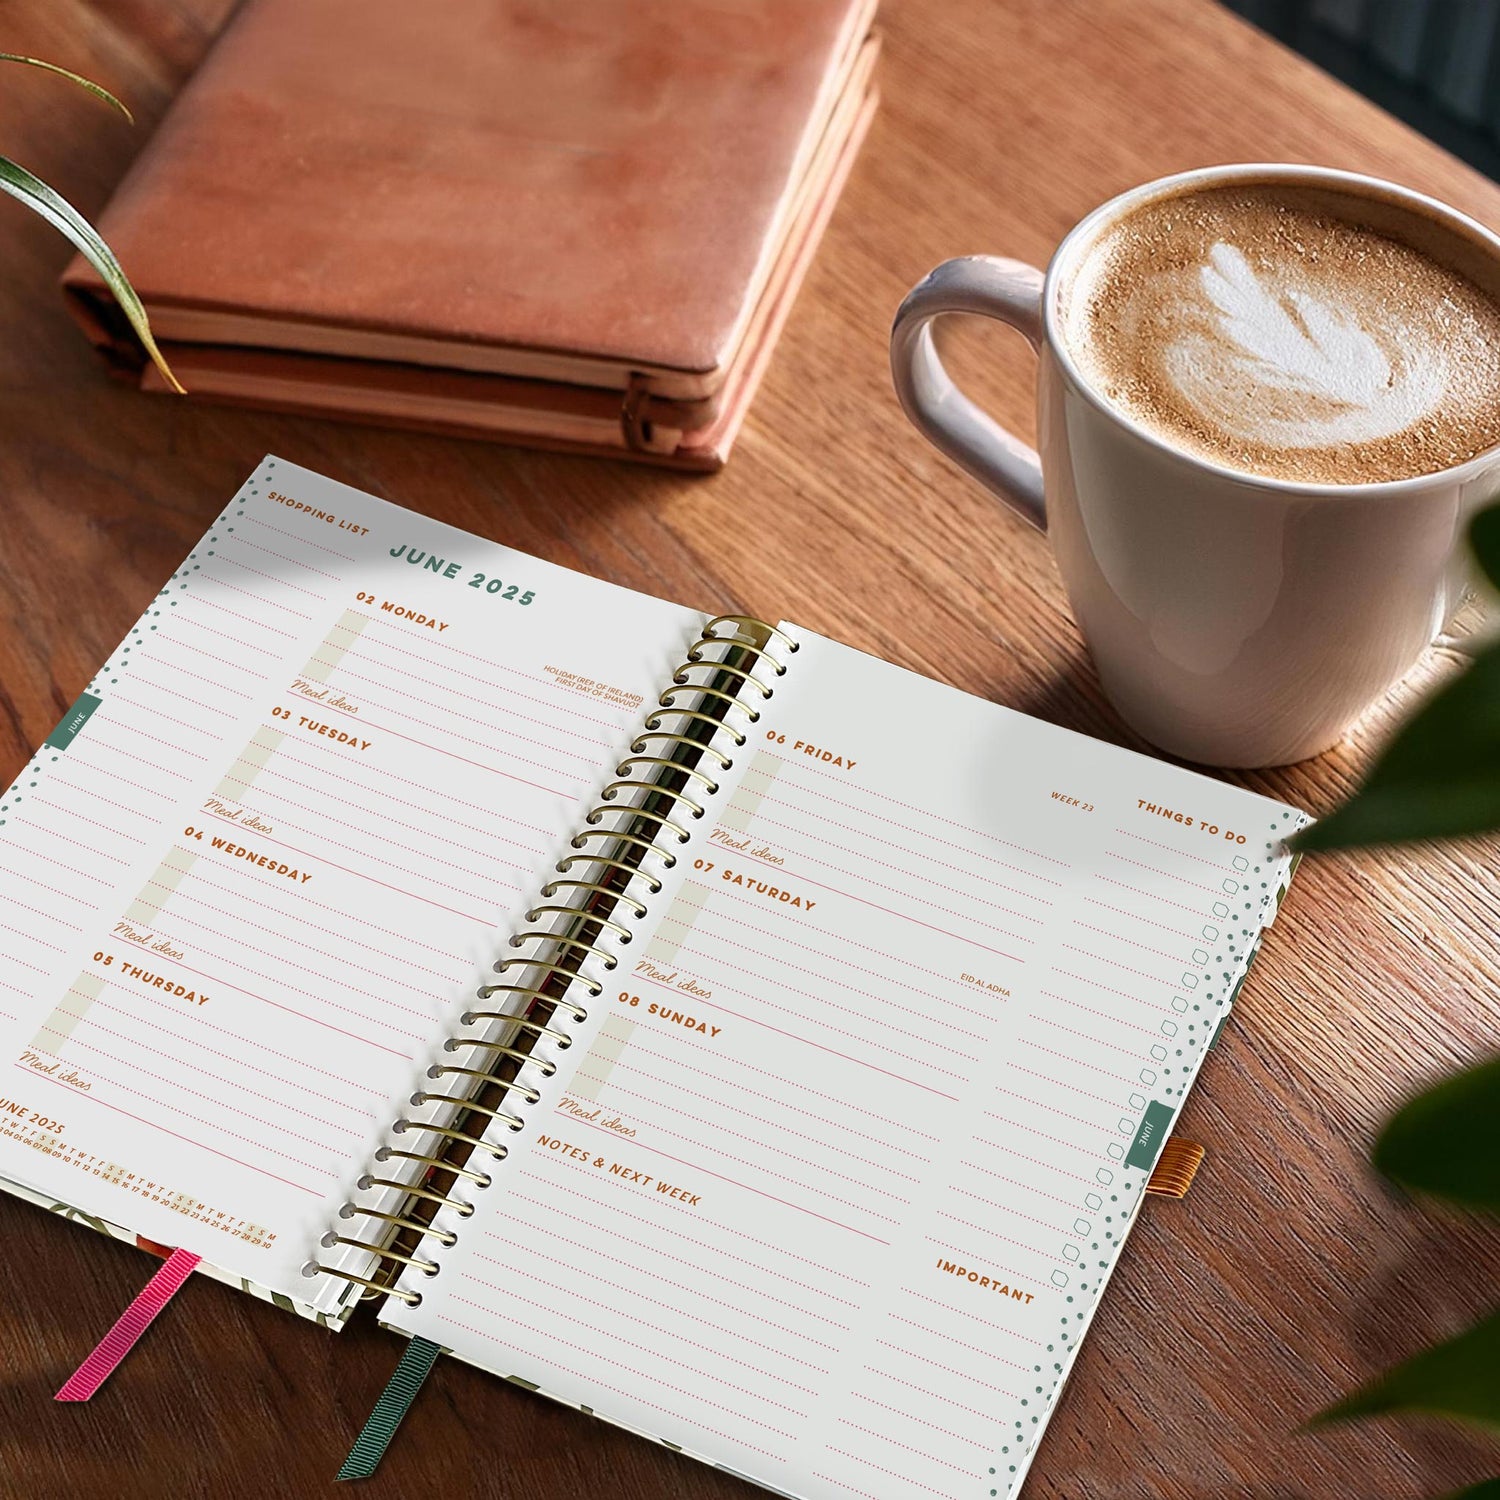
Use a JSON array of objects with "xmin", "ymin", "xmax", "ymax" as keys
[{"xmin": 1, "ymin": 2, "xmax": 1496, "ymax": 1496}]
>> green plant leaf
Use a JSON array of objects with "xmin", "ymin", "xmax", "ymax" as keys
[
  {"xmin": 1442, "ymin": 1482, "xmax": 1500, "ymax": 1500},
  {"xmin": 1289, "ymin": 638, "xmax": 1500, "ymax": 851},
  {"xmin": 0, "ymin": 155, "xmax": 183, "ymax": 393},
  {"xmin": 1311, "ymin": 1307, "xmax": 1500, "ymax": 1431},
  {"xmin": 1292, "ymin": 501, "xmax": 1500, "ymax": 853},
  {"xmin": 1472, "ymin": 506, "xmax": 1500, "ymax": 595},
  {"xmin": 0, "ymin": 54, "xmax": 133, "ymax": 120},
  {"xmin": 1374, "ymin": 1055, "xmax": 1500, "ymax": 1210}
]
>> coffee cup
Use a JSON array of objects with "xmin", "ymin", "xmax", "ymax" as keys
[{"xmin": 890, "ymin": 163, "xmax": 1500, "ymax": 767}]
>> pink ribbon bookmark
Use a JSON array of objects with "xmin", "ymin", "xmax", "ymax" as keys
[{"xmin": 55, "ymin": 1248, "xmax": 201, "ymax": 1401}]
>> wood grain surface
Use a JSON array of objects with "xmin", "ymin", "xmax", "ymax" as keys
[{"xmin": 0, "ymin": 2, "xmax": 1497, "ymax": 1497}]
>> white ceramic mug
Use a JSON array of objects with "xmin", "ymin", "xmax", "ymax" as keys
[{"xmin": 890, "ymin": 163, "xmax": 1500, "ymax": 767}]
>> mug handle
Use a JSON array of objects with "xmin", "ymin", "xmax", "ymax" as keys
[{"xmin": 890, "ymin": 255, "xmax": 1048, "ymax": 531}]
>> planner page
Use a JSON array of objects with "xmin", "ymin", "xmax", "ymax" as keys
[
  {"xmin": 0, "ymin": 457, "xmax": 705, "ymax": 1316},
  {"xmin": 388, "ymin": 625, "xmax": 1307, "ymax": 1497}
]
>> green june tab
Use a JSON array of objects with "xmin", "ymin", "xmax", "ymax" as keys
[
  {"xmin": 44, "ymin": 692, "xmax": 103, "ymax": 752},
  {"xmin": 1126, "ymin": 1100, "xmax": 1176, "ymax": 1171}
]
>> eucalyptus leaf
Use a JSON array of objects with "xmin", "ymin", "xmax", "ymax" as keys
[
  {"xmin": 1289, "ymin": 639, "xmax": 1500, "ymax": 850},
  {"xmin": 0, "ymin": 53, "xmax": 133, "ymax": 120},
  {"xmin": 1310, "ymin": 1307, "xmax": 1500, "ymax": 1430},
  {"xmin": 1375, "ymin": 1055, "xmax": 1500, "ymax": 1210},
  {"xmin": 0, "ymin": 155, "xmax": 183, "ymax": 392},
  {"xmin": 1443, "ymin": 1482, "xmax": 1500, "ymax": 1500}
]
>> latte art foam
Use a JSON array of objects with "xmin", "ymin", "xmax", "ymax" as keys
[
  {"xmin": 1169, "ymin": 242, "xmax": 1445, "ymax": 448},
  {"xmin": 1067, "ymin": 184, "xmax": 1500, "ymax": 483}
]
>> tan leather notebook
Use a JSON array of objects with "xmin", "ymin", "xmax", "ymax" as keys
[{"xmin": 63, "ymin": 0, "xmax": 880, "ymax": 468}]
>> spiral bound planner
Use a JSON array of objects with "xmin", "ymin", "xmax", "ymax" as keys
[
  {"xmin": 0, "ymin": 458, "xmax": 1306, "ymax": 1497},
  {"xmin": 311, "ymin": 611, "xmax": 799, "ymax": 1309}
]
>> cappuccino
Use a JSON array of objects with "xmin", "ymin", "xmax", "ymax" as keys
[{"xmin": 1065, "ymin": 182, "xmax": 1500, "ymax": 483}]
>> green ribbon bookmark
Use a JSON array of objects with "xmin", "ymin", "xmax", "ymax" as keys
[{"xmin": 336, "ymin": 1337, "xmax": 443, "ymax": 1481}]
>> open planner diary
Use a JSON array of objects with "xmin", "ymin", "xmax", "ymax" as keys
[{"xmin": 0, "ymin": 458, "xmax": 1306, "ymax": 1496}]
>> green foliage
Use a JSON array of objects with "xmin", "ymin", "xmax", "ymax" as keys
[
  {"xmin": 1309, "ymin": 1053, "xmax": 1500, "ymax": 1476},
  {"xmin": 1289, "ymin": 648, "xmax": 1500, "ymax": 849},
  {"xmin": 1309, "ymin": 1055, "xmax": 1500, "ymax": 1490},
  {"xmin": 1292, "ymin": 504, "xmax": 1500, "ymax": 852},
  {"xmin": 1293, "ymin": 521, "xmax": 1500, "ymax": 1484},
  {"xmin": 1312, "ymin": 1308, "xmax": 1500, "ymax": 1431},
  {"xmin": 1376, "ymin": 1055, "xmax": 1500, "ymax": 1212},
  {"xmin": 0, "ymin": 51, "xmax": 181, "ymax": 391},
  {"xmin": 1474, "ymin": 505, "xmax": 1500, "ymax": 589}
]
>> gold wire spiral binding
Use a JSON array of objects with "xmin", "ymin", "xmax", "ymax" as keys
[
  {"xmin": 501, "ymin": 934, "xmax": 617, "ymax": 970},
  {"xmin": 524, "ymin": 905, "xmax": 635, "ymax": 942},
  {"xmin": 433, "ymin": 1044, "xmax": 553, "ymax": 1079},
  {"xmin": 376, "ymin": 1147, "xmax": 493, "ymax": 1185},
  {"xmin": 316, "ymin": 1268, "xmax": 424, "ymax": 1304},
  {"xmin": 378, "ymin": 1146, "xmax": 495, "ymax": 1182},
  {"xmin": 643, "ymin": 707, "xmax": 747, "ymax": 745},
  {"xmin": 569, "ymin": 827, "xmax": 681, "ymax": 864},
  {"xmin": 395, "ymin": 1122, "xmax": 508, "ymax": 1157},
  {"xmin": 600, "ymin": 779, "xmax": 708, "ymax": 820},
  {"xmin": 583, "ymin": 804, "xmax": 694, "ymax": 843},
  {"xmin": 658, "ymin": 683, "xmax": 760, "ymax": 722},
  {"xmin": 494, "ymin": 956, "xmax": 606, "ymax": 992},
  {"xmin": 359, "ymin": 1175, "xmax": 480, "ymax": 1211},
  {"xmin": 539, "ymin": 879, "xmax": 650, "ymax": 917},
  {"xmin": 419, "ymin": 1077, "xmax": 539, "ymax": 1109},
  {"xmin": 421, "ymin": 1077, "xmax": 542, "ymax": 1108},
  {"xmin": 685, "ymin": 638, "xmax": 786, "ymax": 677},
  {"xmin": 309, "ymin": 616, "xmax": 794, "ymax": 1308},
  {"xmin": 324, "ymin": 1236, "xmax": 442, "ymax": 1275},
  {"xmin": 430, "ymin": 1062, "xmax": 538, "ymax": 1092},
  {"xmin": 703, "ymin": 615, "xmax": 800, "ymax": 654},
  {"xmin": 458, "ymin": 1012, "xmax": 574, "ymax": 1045},
  {"xmin": 346, "ymin": 1207, "xmax": 458, "ymax": 1244},
  {"xmin": 474, "ymin": 983, "xmax": 587, "ymax": 1010},
  {"xmin": 411, "ymin": 1092, "xmax": 528, "ymax": 1130},
  {"xmin": 629, "ymin": 731, "xmax": 734, "ymax": 769},
  {"xmin": 552, "ymin": 852, "xmax": 663, "ymax": 892},
  {"xmin": 613, "ymin": 756, "xmax": 721, "ymax": 793},
  {"xmin": 673, "ymin": 660, "xmax": 776, "ymax": 699}
]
